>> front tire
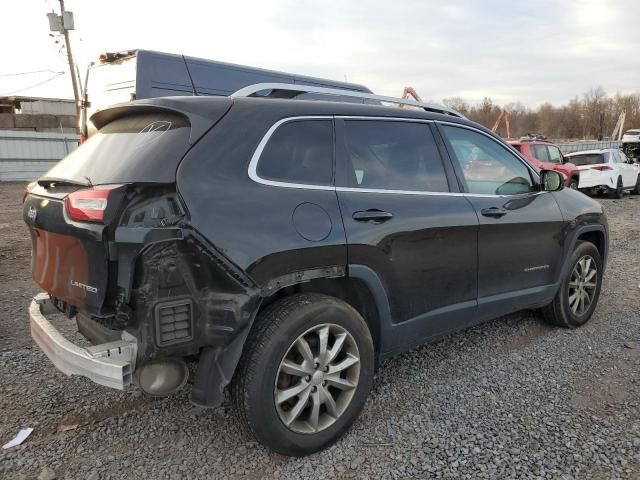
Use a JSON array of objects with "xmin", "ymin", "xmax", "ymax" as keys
[
  {"xmin": 231, "ymin": 293, "xmax": 374, "ymax": 456},
  {"xmin": 542, "ymin": 241, "xmax": 603, "ymax": 328}
]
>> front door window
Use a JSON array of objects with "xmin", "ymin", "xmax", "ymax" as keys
[{"xmin": 441, "ymin": 126, "xmax": 534, "ymax": 195}]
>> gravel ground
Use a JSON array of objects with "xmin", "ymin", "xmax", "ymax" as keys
[{"xmin": 1, "ymin": 181, "xmax": 639, "ymax": 479}]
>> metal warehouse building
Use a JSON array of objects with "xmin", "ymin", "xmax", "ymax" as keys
[
  {"xmin": 0, "ymin": 96, "xmax": 78, "ymax": 181},
  {"xmin": 0, "ymin": 130, "xmax": 78, "ymax": 181}
]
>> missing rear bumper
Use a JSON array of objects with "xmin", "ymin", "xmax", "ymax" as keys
[{"xmin": 30, "ymin": 293, "xmax": 137, "ymax": 390}]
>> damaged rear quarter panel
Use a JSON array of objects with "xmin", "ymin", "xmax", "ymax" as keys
[{"xmin": 128, "ymin": 232, "xmax": 261, "ymax": 362}]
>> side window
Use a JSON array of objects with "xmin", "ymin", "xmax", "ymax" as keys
[
  {"xmin": 337, "ymin": 120, "xmax": 449, "ymax": 192},
  {"xmin": 257, "ymin": 120, "xmax": 333, "ymax": 185},
  {"xmin": 547, "ymin": 146, "xmax": 563, "ymax": 163},
  {"xmin": 441, "ymin": 125, "xmax": 534, "ymax": 195},
  {"xmin": 532, "ymin": 144, "xmax": 550, "ymax": 161}
]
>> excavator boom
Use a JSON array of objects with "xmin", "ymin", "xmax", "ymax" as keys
[
  {"xmin": 491, "ymin": 109, "xmax": 511, "ymax": 138},
  {"xmin": 399, "ymin": 86, "xmax": 422, "ymax": 108}
]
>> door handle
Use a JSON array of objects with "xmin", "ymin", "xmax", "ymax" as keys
[
  {"xmin": 480, "ymin": 207, "xmax": 508, "ymax": 218},
  {"xmin": 352, "ymin": 209, "xmax": 393, "ymax": 223}
]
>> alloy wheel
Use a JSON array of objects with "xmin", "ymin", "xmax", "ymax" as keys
[
  {"xmin": 274, "ymin": 323, "xmax": 360, "ymax": 434},
  {"xmin": 568, "ymin": 255, "xmax": 598, "ymax": 316}
]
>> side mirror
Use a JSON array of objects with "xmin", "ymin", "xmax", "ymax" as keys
[{"xmin": 540, "ymin": 170, "xmax": 564, "ymax": 192}]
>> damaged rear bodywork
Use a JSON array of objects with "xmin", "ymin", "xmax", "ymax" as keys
[
  {"xmin": 25, "ymin": 96, "xmax": 350, "ymax": 405},
  {"xmin": 119, "ymin": 224, "xmax": 263, "ymax": 406}
]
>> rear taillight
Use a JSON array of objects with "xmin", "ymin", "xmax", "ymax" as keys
[
  {"xmin": 65, "ymin": 186, "xmax": 115, "ymax": 222},
  {"xmin": 591, "ymin": 166, "xmax": 612, "ymax": 171},
  {"xmin": 79, "ymin": 134, "xmax": 87, "ymax": 144}
]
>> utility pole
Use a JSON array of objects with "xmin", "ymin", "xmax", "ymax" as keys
[{"xmin": 47, "ymin": 1, "xmax": 80, "ymax": 117}]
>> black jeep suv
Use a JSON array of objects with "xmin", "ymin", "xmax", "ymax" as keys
[{"xmin": 24, "ymin": 88, "xmax": 608, "ymax": 456}]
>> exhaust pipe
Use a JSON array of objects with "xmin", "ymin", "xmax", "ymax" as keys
[{"xmin": 135, "ymin": 359, "xmax": 189, "ymax": 396}]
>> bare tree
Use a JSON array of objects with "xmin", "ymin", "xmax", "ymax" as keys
[{"xmin": 441, "ymin": 88, "xmax": 639, "ymax": 140}]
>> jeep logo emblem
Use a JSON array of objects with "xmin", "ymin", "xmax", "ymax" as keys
[{"xmin": 27, "ymin": 206, "xmax": 37, "ymax": 222}]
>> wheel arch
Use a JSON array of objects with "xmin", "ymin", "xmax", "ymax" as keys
[
  {"xmin": 576, "ymin": 228, "xmax": 606, "ymax": 261},
  {"xmin": 192, "ymin": 264, "xmax": 392, "ymax": 408},
  {"xmin": 253, "ymin": 266, "xmax": 392, "ymax": 357},
  {"xmin": 561, "ymin": 225, "xmax": 608, "ymax": 281}
]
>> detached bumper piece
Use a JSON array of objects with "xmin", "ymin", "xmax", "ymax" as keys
[{"xmin": 29, "ymin": 293, "xmax": 137, "ymax": 390}]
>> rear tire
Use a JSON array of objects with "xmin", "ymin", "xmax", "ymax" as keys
[
  {"xmin": 231, "ymin": 293, "xmax": 374, "ymax": 456},
  {"xmin": 631, "ymin": 175, "xmax": 640, "ymax": 195},
  {"xmin": 542, "ymin": 241, "xmax": 603, "ymax": 328},
  {"xmin": 609, "ymin": 176, "xmax": 623, "ymax": 198}
]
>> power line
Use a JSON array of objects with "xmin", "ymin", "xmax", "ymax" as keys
[
  {"xmin": 0, "ymin": 69, "xmax": 64, "ymax": 77},
  {"xmin": 0, "ymin": 72, "xmax": 66, "ymax": 96}
]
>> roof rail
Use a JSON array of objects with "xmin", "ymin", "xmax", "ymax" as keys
[{"xmin": 231, "ymin": 83, "xmax": 465, "ymax": 119}]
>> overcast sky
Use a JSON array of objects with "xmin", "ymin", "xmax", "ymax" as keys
[{"xmin": 2, "ymin": 0, "xmax": 639, "ymax": 107}]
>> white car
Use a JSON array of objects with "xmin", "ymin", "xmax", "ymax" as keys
[
  {"xmin": 622, "ymin": 129, "xmax": 640, "ymax": 144},
  {"xmin": 622, "ymin": 129, "xmax": 640, "ymax": 163},
  {"xmin": 566, "ymin": 148, "xmax": 640, "ymax": 198}
]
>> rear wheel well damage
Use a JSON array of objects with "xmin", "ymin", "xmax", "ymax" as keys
[
  {"xmin": 255, "ymin": 276, "xmax": 382, "ymax": 355},
  {"xmin": 192, "ymin": 275, "xmax": 385, "ymax": 408},
  {"xmin": 115, "ymin": 228, "xmax": 262, "ymax": 406}
]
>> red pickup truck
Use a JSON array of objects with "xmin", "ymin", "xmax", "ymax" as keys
[{"xmin": 509, "ymin": 139, "xmax": 579, "ymax": 189}]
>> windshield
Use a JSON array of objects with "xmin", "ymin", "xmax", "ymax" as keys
[
  {"xmin": 44, "ymin": 112, "xmax": 190, "ymax": 185},
  {"xmin": 624, "ymin": 130, "xmax": 640, "ymax": 135},
  {"xmin": 568, "ymin": 153, "xmax": 605, "ymax": 166}
]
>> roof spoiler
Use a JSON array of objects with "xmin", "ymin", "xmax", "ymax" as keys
[{"xmin": 90, "ymin": 97, "xmax": 232, "ymax": 145}]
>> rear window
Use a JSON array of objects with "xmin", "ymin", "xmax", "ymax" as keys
[
  {"xmin": 257, "ymin": 120, "xmax": 333, "ymax": 185},
  {"xmin": 568, "ymin": 153, "xmax": 605, "ymax": 166},
  {"xmin": 44, "ymin": 112, "xmax": 190, "ymax": 185}
]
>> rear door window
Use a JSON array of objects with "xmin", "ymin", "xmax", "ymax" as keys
[
  {"xmin": 44, "ymin": 112, "xmax": 191, "ymax": 185},
  {"xmin": 441, "ymin": 125, "xmax": 534, "ymax": 195},
  {"xmin": 336, "ymin": 120, "xmax": 449, "ymax": 192},
  {"xmin": 257, "ymin": 120, "xmax": 333, "ymax": 185},
  {"xmin": 532, "ymin": 144, "xmax": 550, "ymax": 162}
]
